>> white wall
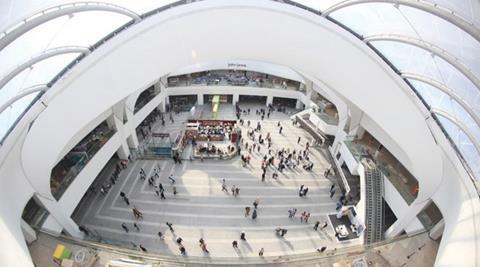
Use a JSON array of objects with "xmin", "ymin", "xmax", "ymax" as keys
[
  {"xmin": 169, "ymin": 59, "xmax": 306, "ymax": 83},
  {"xmin": 0, "ymin": 1, "xmax": 476, "ymax": 266}
]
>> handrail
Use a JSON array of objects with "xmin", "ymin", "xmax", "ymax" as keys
[{"xmin": 35, "ymin": 226, "xmax": 430, "ymax": 264}]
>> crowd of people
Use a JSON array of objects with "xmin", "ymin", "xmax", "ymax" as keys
[{"xmin": 87, "ymin": 103, "xmax": 343, "ymax": 257}]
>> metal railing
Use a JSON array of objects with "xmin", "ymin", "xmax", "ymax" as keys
[{"xmin": 35, "ymin": 226, "xmax": 430, "ymax": 265}]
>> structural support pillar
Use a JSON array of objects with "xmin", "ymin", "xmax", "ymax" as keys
[
  {"xmin": 429, "ymin": 219, "xmax": 444, "ymax": 240},
  {"xmin": 21, "ymin": 220, "xmax": 37, "ymax": 244},
  {"xmin": 305, "ymin": 81, "xmax": 314, "ymax": 108},
  {"xmin": 266, "ymin": 95, "xmax": 273, "ymax": 107},
  {"xmin": 158, "ymin": 100, "xmax": 166, "ymax": 113},
  {"xmin": 197, "ymin": 94, "xmax": 204, "ymax": 105},
  {"xmin": 106, "ymin": 114, "xmax": 129, "ymax": 160},
  {"xmin": 295, "ymin": 99, "xmax": 304, "ymax": 110},
  {"xmin": 233, "ymin": 94, "xmax": 239, "ymax": 105},
  {"xmin": 37, "ymin": 195, "xmax": 83, "ymax": 238}
]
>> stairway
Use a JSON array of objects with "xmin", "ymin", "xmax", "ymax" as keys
[{"xmin": 364, "ymin": 165, "xmax": 385, "ymax": 244}]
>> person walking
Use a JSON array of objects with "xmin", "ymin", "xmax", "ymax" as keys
[
  {"xmin": 253, "ymin": 198, "xmax": 260, "ymax": 209},
  {"xmin": 160, "ymin": 191, "xmax": 166, "ymax": 199},
  {"xmin": 240, "ymin": 231, "xmax": 246, "ymax": 241},
  {"xmin": 231, "ymin": 185, "xmax": 236, "ymax": 196},
  {"xmin": 179, "ymin": 245, "xmax": 186, "ymax": 255},
  {"xmin": 297, "ymin": 137, "xmax": 301, "ymax": 144},
  {"xmin": 166, "ymin": 222, "xmax": 174, "ymax": 232},
  {"xmin": 134, "ymin": 223, "xmax": 140, "ymax": 231},
  {"xmin": 317, "ymin": 246, "xmax": 327, "ymax": 253},
  {"xmin": 281, "ymin": 229, "xmax": 288, "ymax": 237},
  {"xmin": 157, "ymin": 231, "xmax": 164, "ymax": 240},
  {"xmin": 123, "ymin": 196, "xmax": 130, "ymax": 205},
  {"xmin": 313, "ymin": 221, "xmax": 320, "ymax": 231},
  {"xmin": 330, "ymin": 189, "xmax": 335, "ymax": 198},
  {"xmin": 252, "ymin": 209, "xmax": 258, "ymax": 220},
  {"xmin": 259, "ymin": 248, "xmax": 264, "ymax": 256},
  {"xmin": 132, "ymin": 206, "xmax": 143, "ymax": 220},
  {"xmin": 321, "ymin": 221, "xmax": 328, "ymax": 230},
  {"xmin": 232, "ymin": 240, "xmax": 238, "ymax": 249},
  {"xmin": 305, "ymin": 212, "xmax": 311, "ymax": 223},
  {"xmin": 300, "ymin": 211, "xmax": 306, "ymax": 223},
  {"xmin": 199, "ymin": 238, "xmax": 209, "ymax": 253},
  {"xmin": 159, "ymin": 183, "xmax": 164, "ymax": 192},
  {"xmin": 330, "ymin": 184, "xmax": 335, "ymax": 193},
  {"xmin": 235, "ymin": 187, "xmax": 240, "ymax": 197},
  {"xmin": 261, "ymin": 171, "xmax": 266, "ymax": 182},
  {"xmin": 121, "ymin": 223, "xmax": 129, "ymax": 233},
  {"xmin": 302, "ymin": 187, "xmax": 309, "ymax": 197},
  {"xmin": 245, "ymin": 206, "xmax": 251, "ymax": 217},
  {"xmin": 176, "ymin": 237, "xmax": 183, "ymax": 245},
  {"xmin": 299, "ymin": 185, "xmax": 304, "ymax": 197},
  {"xmin": 173, "ymin": 186, "xmax": 177, "ymax": 195},
  {"xmin": 168, "ymin": 174, "xmax": 176, "ymax": 184},
  {"xmin": 139, "ymin": 245, "xmax": 147, "ymax": 252},
  {"xmin": 222, "ymin": 179, "xmax": 228, "ymax": 193}
]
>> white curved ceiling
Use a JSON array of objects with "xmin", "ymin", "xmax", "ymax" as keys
[{"xmin": 0, "ymin": 0, "xmax": 478, "ymax": 182}]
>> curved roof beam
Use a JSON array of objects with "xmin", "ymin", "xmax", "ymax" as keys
[
  {"xmin": 0, "ymin": 46, "xmax": 90, "ymax": 90},
  {"xmin": 432, "ymin": 108, "xmax": 480, "ymax": 155},
  {"xmin": 402, "ymin": 72, "xmax": 480, "ymax": 127},
  {"xmin": 321, "ymin": 0, "xmax": 480, "ymax": 43},
  {"xmin": 364, "ymin": 34, "xmax": 480, "ymax": 92},
  {"xmin": 0, "ymin": 84, "xmax": 48, "ymax": 114},
  {"xmin": 0, "ymin": 2, "xmax": 141, "ymax": 52}
]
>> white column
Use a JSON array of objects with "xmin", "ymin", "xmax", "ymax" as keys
[
  {"xmin": 127, "ymin": 132, "xmax": 139, "ymax": 149},
  {"xmin": 21, "ymin": 220, "xmax": 37, "ymax": 244},
  {"xmin": 106, "ymin": 115, "xmax": 129, "ymax": 160},
  {"xmin": 197, "ymin": 94, "xmax": 204, "ymax": 105},
  {"xmin": 385, "ymin": 202, "xmax": 428, "ymax": 238},
  {"xmin": 37, "ymin": 196, "xmax": 83, "ymax": 238},
  {"xmin": 266, "ymin": 95, "xmax": 273, "ymax": 107},
  {"xmin": 158, "ymin": 100, "xmax": 166, "ymax": 113},
  {"xmin": 295, "ymin": 99, "xmax": 304, "ymax": 109},
  {"xmin": 305, "ymin": 81, "xmax": 313, "ymax": 108},
  {"xmin": 429, "ymin": 219, "xmax": 444, "ymax": 240},
  {"xmin": 233, "ymin": 94, "xmax": 239, "ymax": 105}
]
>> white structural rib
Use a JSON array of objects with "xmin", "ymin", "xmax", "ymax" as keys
[
  {"xmin": 0, "ymin": 46, "xmax": 90, "ymax": 90},
  {"xmin": 363, "ymin": 34, "xmax": 480, "ymax": 92},
  {"xmin": 321, "ymin": 0, "xmax": 480, "ymax": 43},
  {"xmin": 402, "ymin": 72, "xmax": 480, "ymax": 127},
  {"xmin": 0, "ymin": 2, "xmax": 141, "ymax": 52},
  {"xmin": 0, "ymin": 84, "xmax": 48, "ymax": 114},
  {"xmin": 431, "ymin": 108, "xmax": 480, "ymax": 154}
]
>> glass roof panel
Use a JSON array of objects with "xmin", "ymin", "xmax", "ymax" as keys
[
  {"xmin": 410, "ymin": 79, "xmax": 480, "ymax": 140},
  {"xmin": 372, "ymin": 41, "xmax": 444, "ymax": 81},
  {"xmin": 399, "ymin": 5, "xmax": 480, "ymax": 78},
  {"xmin": 329, "ymin": 3, "xmax": 416, "ymax": 37},
  {"xmin": 437, "ymin": 115, "xmax": 480, "ymax": 180},
  {"xmin": 0, "ymin": 92, "xmax": 40, "ymax": 140},
  {"xmin": 0, "ymin": 16, "xmax": 69, "ymax": 75},
  {"xmin": 0, "ymin": 53, "xmax": 79, "ymax": 140}
]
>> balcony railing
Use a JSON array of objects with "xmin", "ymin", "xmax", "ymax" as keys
[
  {"xmin": 50, "ymin": 128, "xmax": 116, "ymax": 200},
  {"xmin": 344, "ymin": 140, "xmax": 418, "ymax": 205}
]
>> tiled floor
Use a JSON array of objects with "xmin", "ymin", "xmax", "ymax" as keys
[
  {"xmin": 72, "ymin": 104, "xmax": 361, "ymax": 258},
  {"xmin": 31, "ymin": 104, "xmax": 440, "ymax": 266}
]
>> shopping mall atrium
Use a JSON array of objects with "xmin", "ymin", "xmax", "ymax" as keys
[{"xmin": 0, "ymin": 0, "xmax": 479, "ymax": 266}]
